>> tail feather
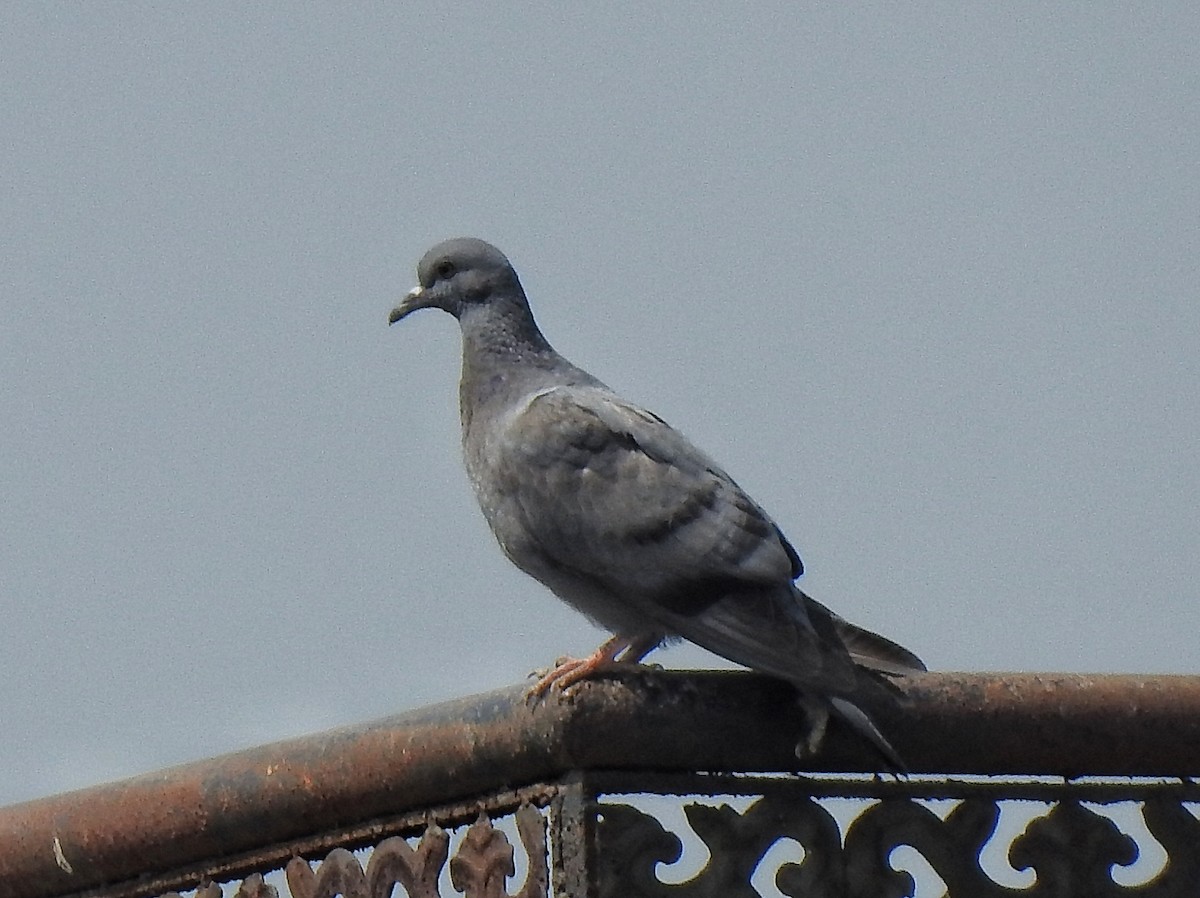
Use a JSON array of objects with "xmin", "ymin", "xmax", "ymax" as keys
[
  {"xmin": 800, "ymin": 591, "xmax": 926, "ymax": 676},
  {"xmin": 828, "ymin": 696, "xmax": 907, "ymax": 773},
  {"xmin": 667, "ymin": 584, "xmax": 917, "ymax": 770}
]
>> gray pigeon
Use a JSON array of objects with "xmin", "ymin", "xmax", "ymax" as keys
[{"xmin": 389, "ymin": 237, "xmax": 925, "ymax": 769}]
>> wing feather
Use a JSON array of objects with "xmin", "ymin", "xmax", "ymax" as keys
[{"xmin": 494, "ymin": 385, "xmax": 800, "ymax": 606}]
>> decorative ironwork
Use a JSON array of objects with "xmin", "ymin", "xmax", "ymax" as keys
[
  {"xmin": 286, "ymin": 826, "xmax": 449, "ymax": 898},
  {"xmin": 162, "ymin": 876, "xmax": 277, "ymax": 898},
  {"xmin": 279, "ymin": 805, "xmax": 546, "ymax": 898},
  {"xmin": 594, "ymin": 780, "xmax": 1200, "ymax": 897},
  {"xmin": 147, "ymin": 779, "xmax": 1200, "ymax": 898},
  {"xmin": 4, "ymin": 673, "xmax": 1200, "ymax": 898},
  {"xmin": 449, "ymin": 806, "xmax": 548, "ymax": 898}
]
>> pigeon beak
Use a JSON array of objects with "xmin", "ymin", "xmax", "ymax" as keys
[{"xmin": 388, "ymin": 286, "xmax": 428, "ymax": 325}]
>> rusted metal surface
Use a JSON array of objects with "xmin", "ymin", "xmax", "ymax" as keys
[
  {"xmin": 2, "ymin": 671, "xmax": 1200, "ymax": 898},
  {"xmin": 39, "ymin": 784, "xmax": 558, "ymax": 898},
  {"xmin": 891, "ymin": 671, "xmax": 1200, "ymax": 778}
]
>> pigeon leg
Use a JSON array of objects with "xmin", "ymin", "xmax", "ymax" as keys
[
  {"xmin": 527, "ymin": 634, "xmax": 660, "ymax": 697},
  {"xmin": 613, "ymin": 634, "xmax": 661, "ymax": 664},
  {"xmin": 794, "ymin": 694, "xmax": 830, "ymax": 760}
]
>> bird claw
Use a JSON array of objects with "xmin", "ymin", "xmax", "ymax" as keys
[
  {"xmin": 525, "ymin": 655, "xmax": 604, "ymax": 701},
  {"xmin": 524, "ymin": 635, "xmax": 642, "ymax": 703},
  {"xmin": 526, "ymin": 656, "xmax": 573, "ymax": 681}
]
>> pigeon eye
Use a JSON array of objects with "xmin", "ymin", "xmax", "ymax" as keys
[{"xmin": 434, "ymin": 260, "xmax": 456, "ymax": 281}]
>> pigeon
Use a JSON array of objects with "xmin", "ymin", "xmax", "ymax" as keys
[{"xmin": 389, "ymin": 237, "xmax": 925, "ymax": 769}]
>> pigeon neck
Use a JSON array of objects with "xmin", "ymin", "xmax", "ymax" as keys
[
  {"xmin": 458, "ymin": 295, "xmax": 563, "ymax": 422},
  {"xmin": 458, "ymin": 293, "xmax": 556, "ymax": 362}
]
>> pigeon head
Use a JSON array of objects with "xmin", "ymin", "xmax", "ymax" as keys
[{"xmin": 389, "ymin": 238, "xmax": 523, "ymax": 324}]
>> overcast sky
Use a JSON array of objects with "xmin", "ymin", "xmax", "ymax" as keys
[{"xmin": 2, "ymin": 5, "xmax": 1197, "ymax": 807}]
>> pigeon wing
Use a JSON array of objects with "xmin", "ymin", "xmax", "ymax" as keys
[
  {"xmin": 495, "ymin": 384, "xmax": 797, "ymax": 596},
  {"xmin": 489, "ymin": 385, "xmax": 866, "ymax": 690}
]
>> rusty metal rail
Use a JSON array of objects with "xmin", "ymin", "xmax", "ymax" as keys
[{"xmin": 2, "ymin": 671, "xmax": 1200, "ymax": 898}]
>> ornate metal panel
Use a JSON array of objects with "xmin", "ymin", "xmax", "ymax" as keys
[
  {"xmin": 160, "ymin": 804, "xmax": 549, "ymax": 898},
  {"xmin": 284, "ymin": 806, "xmax": 546, "ymax": 898},
  {"xmin": 589, "ymin": 773, "xmax": 1200, "ymax": 897},
  {"xmin": 146, "ymin": 774, "xmax": 1200, "ymax": 898}
]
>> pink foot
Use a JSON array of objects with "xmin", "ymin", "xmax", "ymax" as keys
[{"xmin": 527, "ymin": 635, "xmax": 658, "ymax": 698}]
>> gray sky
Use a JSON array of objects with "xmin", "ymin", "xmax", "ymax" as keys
[{"xmin": 2, "ymin": 5, "xmax": 1198, "ymax": 806}]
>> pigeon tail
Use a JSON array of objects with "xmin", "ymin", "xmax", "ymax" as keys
[
  {"xmin": 800, "ymin": 590, "xmax": 926, "ymax": 677},
  {"xmin": 831, "ymin": 617, "xmax": 926, "ymax": 677}
]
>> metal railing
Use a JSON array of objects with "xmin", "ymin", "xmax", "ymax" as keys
[{"xmin": 3, "ymin": 671, "xmax": 1199, "ymax": 897}]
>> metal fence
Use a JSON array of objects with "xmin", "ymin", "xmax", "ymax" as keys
[{"xmin": 2, "ymin": 671, "xmax": 1199, "ymax": 898}]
